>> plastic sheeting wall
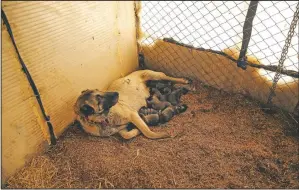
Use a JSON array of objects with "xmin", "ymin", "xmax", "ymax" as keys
[{"xmin": 2, "ymin": 1, "xmax": 138, "ymax": 181}]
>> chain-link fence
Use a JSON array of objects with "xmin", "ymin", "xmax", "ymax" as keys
[{"xmin": 137, "ymin": 1, "xmax": 299, "ymax": 114}]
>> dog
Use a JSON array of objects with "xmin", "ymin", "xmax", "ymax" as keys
[{"xmin": 74, "ymin": 70, "xmax": 191, "ymax": 140}]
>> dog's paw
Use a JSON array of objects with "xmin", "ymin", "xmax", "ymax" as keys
[{"xmin": 184, "ymin": 77, "xmax": 193, "ymax": 85}]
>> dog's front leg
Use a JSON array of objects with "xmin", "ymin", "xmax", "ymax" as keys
[
  {"xmin": 142, "ymin": 70, "xmax": 191, "ymax": 84},
  {"xmin": 130, "ymin": 112, "xmax": 171, "ymax": 139}
]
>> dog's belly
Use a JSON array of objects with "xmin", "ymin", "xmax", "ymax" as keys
[{"xmin": 107, "ymin": 74, "xmax": 150, "ymax": 111}]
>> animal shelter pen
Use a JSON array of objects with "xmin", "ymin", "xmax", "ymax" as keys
[{"xmin": 1, "ymin": 1, "xmax": 299, "ymax": 188}]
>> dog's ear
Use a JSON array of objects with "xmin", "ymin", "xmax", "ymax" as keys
[
  {"xmin": 80, "ymin": 104, "xmax": 95, "ymax": 117},
  {"xmin": 81, "ymin": 89, "xmax": 91, "ymax": 94}
]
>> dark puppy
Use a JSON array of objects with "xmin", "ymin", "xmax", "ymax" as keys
[
  {"xmin": 149, "ymin": 88, "xmax": 167, "ymax": 101},
  {"xmin": 138, "ymin": 105, "xmax": 188, "ymax": 126},
  {"xmin": 159, "ymin": 104, "xmax": 188, "ymax": 123},
  {"xmin": 139, "ymin": 106, "xmax": 160, "ymax": 126},
  {"xmin": 150, "ymin": 86, "xmax": 189, "ymax": 106},
  {"xmin": 166, "ymin": 87, "xmax": 189, "ymax": 106},
  {"xmin": 146, "ymin": 94, "xmax": 171, "ymax": 110},
  {"xmin": 147, "ymin": 80, "xmax": 173, "ymax": 91}
]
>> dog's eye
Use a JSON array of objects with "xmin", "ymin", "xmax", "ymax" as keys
[{"xmin": 80, "ymin": 104, "xmax": 95, "ymax": 116}]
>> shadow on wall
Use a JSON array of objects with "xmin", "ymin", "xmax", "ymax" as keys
[{"xmin": 140, "ymin": 39, "xmax": 298, "ymax": 113}]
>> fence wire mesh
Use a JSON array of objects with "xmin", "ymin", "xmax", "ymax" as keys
[{"xmin": 137, "ymin": 1, "xmax": 299, "ymax": 114}]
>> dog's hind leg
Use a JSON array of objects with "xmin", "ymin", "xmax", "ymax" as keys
[
  {"xmin": 141, "ymin": 70, "xmax": 191, "ymax": 84},
  {"xmin": 130, "ymin": 112, "xmax": 171, "ymax": 139},
  {"xmin": 119, "ymin": 128, "xmax": 140, "ymax": 140}
]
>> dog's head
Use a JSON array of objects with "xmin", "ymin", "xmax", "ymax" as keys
[{"xmin": 74, "ymin": 89, "xmax": 119, "ymax": 118}]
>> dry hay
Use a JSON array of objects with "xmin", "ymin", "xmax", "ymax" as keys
[{"xmin": 4, "ymin": 82, "xmax": 299, "ymax": 189}]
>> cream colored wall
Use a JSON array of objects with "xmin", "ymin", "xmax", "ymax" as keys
[{"xmin": 1, "ymin": 1, "xmax": 138, "ymax": 182}]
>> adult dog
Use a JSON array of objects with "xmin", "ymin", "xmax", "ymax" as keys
[{"xmin": 74, "ymin": 70, "xmax": 191, "ymax": 140}]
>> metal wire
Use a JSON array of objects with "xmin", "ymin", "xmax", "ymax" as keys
[
  {"xmin": 266, "ymin": 2, "xmax": 299, "ymax": 106},
  {"xmin": 138, "ymin": 1, "xmax": 299, "ymax": 113}
]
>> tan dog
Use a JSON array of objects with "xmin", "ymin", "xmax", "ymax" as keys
[{"xmin": 74, "ymin": 70, "xmax": 191, "ymax": 140}]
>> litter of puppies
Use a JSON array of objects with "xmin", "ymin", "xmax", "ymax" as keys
[{"xmin": 138, "ymin": 80, "xmax": 189, "ymax": 127}]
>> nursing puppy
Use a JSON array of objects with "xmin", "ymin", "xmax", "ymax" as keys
[
  {"xmin": 146, "ymin": 80, "xmax": 173, "ymax": 92},
  {"xmin": 166, "ymin": 87, "xmax": 189, "ymax": 105},
  {"xmin": 149, "ymin": 86, "xmax": 189, "ymax": 106},
  {"xmin": 139, "ymin": 106, "xmax": 160, "ymax": 126},
  {"xmin": 139, "ymin": 105, "xmax": 188, "ymax": 126},
  {"xmin": 146, "ymin": 94, "xmax": 171, "ymax": 110},
  {"xmin": 74, "ymin": 70, "xmax": 191, "ymax": 140}
]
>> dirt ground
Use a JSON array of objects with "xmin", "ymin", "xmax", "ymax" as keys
[{"xmin": 5, "ymin": 83, "xmax": 299, "ymax": 189}]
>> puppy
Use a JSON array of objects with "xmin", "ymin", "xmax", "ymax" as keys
[
  {"xmin": 138, "ymin": 105, "xmax": 188, "ymax": 126},
  {"xmin": 146, "ymin": 94, "xmax": 171, "ymax": 110},
  {"xmin": 138, "ymin": 106, "xmax": 159, "ymax": 115},
  {"xmin": 160, "ymin": 87, "xmax": 172, "ymax": 95},
  {"xmin": 166, "ymin": 87, "xmax": 189, "ymax": 105},
  {"xmin": 74, "ymin": 70, "xmax": 191, "ymax": 140},
  {"xmin": 149, "ymin": 86, "xmax": 189, "ymax": 106},
  {"xmin": 146, "ymin": 80, "xmax": 173, "ymax": 91},
  {"xmin": 149, "ymin": 88, "xmax": 167, "ymax": 101},
  {"xmin": 139, "ymin": 106, "xmax": 160, "ymax": 126},
  {"xmin": 159, "ymin": 104, "xmax": 188, "ymax": 123}
]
